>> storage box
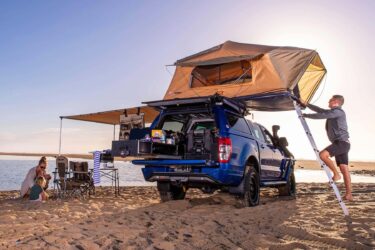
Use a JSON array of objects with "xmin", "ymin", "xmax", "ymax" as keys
[{"xmin": 111, "ymin": 140, "xmax": 179, "ymax": 158}]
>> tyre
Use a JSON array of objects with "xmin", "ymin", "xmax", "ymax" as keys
[
  {"xmin": 242, "ymin": 164, "xmax": 260, "ymax": 207},
  {"xmin": 158, "ymin": 182, "xmax": 187, "ymax": 202},
  {"xmin": 159, "ymin": 191, "xmax": 173, "ymax": 202},
  {"xmin": 278, "ymin": 172, "xmax": 296, "ymax": 197}
]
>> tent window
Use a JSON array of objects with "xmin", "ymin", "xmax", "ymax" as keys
[{"xmin": 190, "ymin": 60, "xmax": 252, "ymax": 88}]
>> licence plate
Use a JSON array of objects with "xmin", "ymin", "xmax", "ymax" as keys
[{"xmin": 174, "ymin": 166, "xmax": 191, "ymax": 172}]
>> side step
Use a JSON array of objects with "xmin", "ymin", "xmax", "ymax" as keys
[{"xmin": 261, "ymin": 180, "xmax": 287, "ymax": 187}]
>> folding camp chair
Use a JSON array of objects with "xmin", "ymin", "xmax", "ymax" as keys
[
  {"xmin": 69, "ymin": 161, "xmax": 95, "ymax": 198},
  {"xmin": 54, "ymin": 155, "xmax": 70, "ymax": 198},
  {"xmin": 54, "ymin": 157, "xmax": 94, "ymax": 199}
]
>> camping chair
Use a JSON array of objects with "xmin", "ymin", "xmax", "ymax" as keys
[
  {"xmin": 68, "ymin": 161, "xmax": 95, "ymax": 198},
  {"xmin": 54, "ymin": 155, "xmax": 70, "ymax": 198}
]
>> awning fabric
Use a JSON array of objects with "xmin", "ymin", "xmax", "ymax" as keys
[
  {"xmin": 61, "ymin": 106, "xmax": 159, "ymax": 125},
  {"xmin": 164, "ymin": 41, "xmax": 326, "ymax": 110}
]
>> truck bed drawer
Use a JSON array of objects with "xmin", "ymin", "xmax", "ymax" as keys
[{"xmin": 111, "ymin": 140, "xmax": 180, "ymax": 158}]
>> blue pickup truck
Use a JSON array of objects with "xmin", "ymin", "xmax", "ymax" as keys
[{"xmin": 112, "ymin": 95, "xmax": 295, "ymax": 206}]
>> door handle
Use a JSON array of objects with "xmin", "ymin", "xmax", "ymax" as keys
[{"xmin": 260, "ymin": 144, "xmax": 265, "ymax": 149}]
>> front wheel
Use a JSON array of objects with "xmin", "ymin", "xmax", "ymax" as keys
[
  {"xmin": 242, "ymin": 164, "xmax": 260, "ymax": 207},
  {"xmin": 278, "ymin": 172, "xmax": 296, "ymax": 197}
]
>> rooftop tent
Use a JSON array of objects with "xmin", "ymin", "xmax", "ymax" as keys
[
  {"xmin": 163, "ymin": 41, "xmax": 326, "ymax": 111},
  {"xmin": 61, "ymin": 106, "xmax": 159, "ymax": 125}
]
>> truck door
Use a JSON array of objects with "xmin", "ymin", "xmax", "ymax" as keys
[
  {"xmin": 251, "ymin": 123, "xmax": 275, "ymax": 179},
  {"xmin": 259, "ymin": 125, "xmax": 282, "ymax": 178}
]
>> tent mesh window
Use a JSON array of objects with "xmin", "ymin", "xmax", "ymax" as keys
[{"xmin": 190, "ymin": 60, "xmax": 252, "ymax": 88}]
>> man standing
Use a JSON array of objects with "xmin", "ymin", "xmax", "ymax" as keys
[{"xmin": 302, "ymin": 95, "xmax": 352, "ymax": 201}]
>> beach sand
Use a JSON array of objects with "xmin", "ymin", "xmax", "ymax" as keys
[{"xmin": 0, "ymin": 183, "xmax": 374, "ymax": 249}]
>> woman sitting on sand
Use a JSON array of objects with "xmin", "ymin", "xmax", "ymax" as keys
[
  {"xmin": 29, "ymin": 176, "xmax": 49, "ymax": 201},
  {"xmin": 20, "ymin": 156, "xmax": 51, "ymax": 198}
]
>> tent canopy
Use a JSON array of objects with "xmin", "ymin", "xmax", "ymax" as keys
[
  {"xmin": 164, "ymin": 41, "xmax": 326, "ymax": 111},
  {"xmin": 61, "ymin": 106, "xmax": 159, "ymax": 125}
]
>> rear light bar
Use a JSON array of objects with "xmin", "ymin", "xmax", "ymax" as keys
[{"xmin": 218, "ymin": 137, "xmax": 232, "ymax": 163}]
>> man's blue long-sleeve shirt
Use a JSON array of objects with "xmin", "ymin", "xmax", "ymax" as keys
[{"xmin": 304, "ymin": 104, "xmax": 349, "ymax": 143}]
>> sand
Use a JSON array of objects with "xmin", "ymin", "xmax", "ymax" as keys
[{"xmin": 0, "ymin": 183, "xmax": 374, "ymax": 250}]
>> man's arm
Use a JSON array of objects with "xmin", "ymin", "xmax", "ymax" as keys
[
  {"xmin": 306, "ymin": 103, "xmax": 328, "ymax": 113},
  {"xmin": 303, "ymin": 109, "xmax": 344, "ymax": 119}
]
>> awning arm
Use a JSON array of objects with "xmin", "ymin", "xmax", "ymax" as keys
[
  {"xmin": 58, "ymin": 117, "xmax": 63, "ymax": 156},
  {"xmin": 113, "ymin": 125, "xmax": 116, "ymax": 140}
]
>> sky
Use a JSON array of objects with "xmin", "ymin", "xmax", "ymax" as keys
[{"xmin": 0, "ymin": 0, "xmax": 374, "ymax": 161}]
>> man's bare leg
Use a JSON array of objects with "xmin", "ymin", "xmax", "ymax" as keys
[
  {"xmin": 339, "ymin": 164, "xmax": 353, "ymax": 201},
  {"xmin": 319, "ymin": 150, "xmax": 341, "ymax": 181}
]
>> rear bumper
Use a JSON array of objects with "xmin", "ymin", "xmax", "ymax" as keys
[
  {"xmin": 145, "ymin": 172, "xmax": 221, "ymax": 184},
  {"xmin": 134, "ymin": 160, "xmax": 240, "ymax": 186}
]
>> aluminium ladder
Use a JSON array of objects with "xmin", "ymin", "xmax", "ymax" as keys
[{"xmin": 294, "ymin": 101, "xmax": 349, "ymax": 216}]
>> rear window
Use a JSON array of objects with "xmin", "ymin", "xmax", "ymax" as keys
[
  {"xmin": 190, "ymin": 121, "xmax": 215, "ymax": 131},
  {"xmin": 227, "ymin": 115, "xmax": 251, "ymax": 134},
  {"xmin": 190, "ymin": 60, "xmax": 252, "ymax": 88},
  {"xmin": 160, "ymin": 120, "xmax": 184, "ymax": 132}
]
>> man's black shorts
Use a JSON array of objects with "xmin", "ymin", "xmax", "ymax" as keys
[{"xmin": 324, "ymin": 140, "xmax": 350, "ymax": 165}]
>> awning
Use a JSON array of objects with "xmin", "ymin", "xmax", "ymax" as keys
[
  {"xmin": 58, "ymin": 106, "xmax": 159, "ymax": 155},
  {"xmin": 61, "ymin": 106, "xmax": 159, "ymax": 125}
]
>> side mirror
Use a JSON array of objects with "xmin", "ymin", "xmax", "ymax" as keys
[
  {"xmin": 272, "ymin": 125, "xmax": 280, "ymax": 138},
  {"xmin": 279, "ymin": 137, "xmax": 289, "ymax": 147}
]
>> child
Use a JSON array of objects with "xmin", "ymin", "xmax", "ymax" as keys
[
  {"xmin": 29, "ymin": 176, "xmax": 49, "ymax": 201},
  {"xmin": 20, "ymin": 156, "xmax": 51, "ymax": 198}
]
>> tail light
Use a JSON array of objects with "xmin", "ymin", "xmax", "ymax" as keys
[{"xmin": 218, "ymin": 137, "xmax": 232, "ymax": 163}]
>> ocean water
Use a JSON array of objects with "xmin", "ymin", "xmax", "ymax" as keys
[
  {"xmin": 0, "ymin": 156, "xmax": 154, "ymax": 191},
  {"xmin": 294, "ymin": 169, "xmax": 375, "ymax": 183},
  {"xmin": 0, "ymin": 156, "xmax": 374, "ymax": 191}
]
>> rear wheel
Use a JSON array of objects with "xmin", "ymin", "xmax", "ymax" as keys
[
  {"xmin": 278, "ymin": 172, "xmax": 296, "ymax": 197},
  {"xmin": 158, "ymin": 182, "xmax": 187, "ymax": 202},
  {"xmin": 242, "ymin": 164, "xmax": 260, "ymax": 207}
]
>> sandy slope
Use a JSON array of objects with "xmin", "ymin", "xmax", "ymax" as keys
[{"xmin": 0, "ymin": 184, "xmax": 374, "ymax": 250}]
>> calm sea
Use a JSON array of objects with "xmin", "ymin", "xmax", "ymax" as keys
[{"xmin": 0, "ymin": 156, "xmax": 154, "ymax": 191}]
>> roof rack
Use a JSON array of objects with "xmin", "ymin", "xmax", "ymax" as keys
[{"xmin": 143, "ymin": 94, "xmax": 248, "ymax": 116}]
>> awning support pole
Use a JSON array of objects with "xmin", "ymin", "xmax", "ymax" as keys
[
  {"xmin": 113, "ymin": 124, "xmax": 116, "ymax": 140},
  {"xmin": 294, "ymin": 101, "xmax": 349, "ymax": 216},
  {"xmin": 58, "ymin": 117, "xmax": 63, "ymax": 156}
]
